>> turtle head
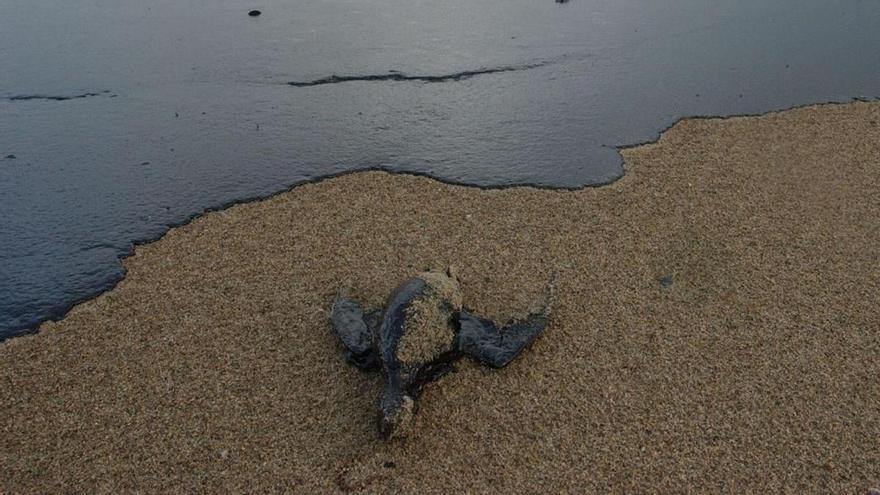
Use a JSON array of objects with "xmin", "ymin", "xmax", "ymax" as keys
[{"xmin": 378, "ymin": 391, "xmax": 416, "ymax": 439}]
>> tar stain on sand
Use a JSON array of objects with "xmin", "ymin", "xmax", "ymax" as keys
[{"xmin": 1, "ymin": 102, "xmax": 879, "ymax": 492}]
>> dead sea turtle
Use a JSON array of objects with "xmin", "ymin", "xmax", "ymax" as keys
[{"xmin": 331, "ymin": 268, "xmax": 554, "ymax": 439}]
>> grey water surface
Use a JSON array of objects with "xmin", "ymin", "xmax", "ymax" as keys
[{"xmin": 1, "ymin": 0, "xmax": 879, "ymax": 339}]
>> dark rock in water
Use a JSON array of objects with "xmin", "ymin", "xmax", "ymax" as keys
[
  {"xmin": 555, "ymin": 0, "xmax": 569, "ymax": 3},
  {"xmin": 659, "ymin": 275, "xmax": 674, "ymax": 288},
  {"xmin": 248, "ymin": 10, "xmax": 261, "ymax": 16},
  {"xmin": 5, "ymin": 154, "xmax": 16, "ymax": 159}
]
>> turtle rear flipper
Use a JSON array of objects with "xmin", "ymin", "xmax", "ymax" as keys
[
  {"xmin": 331, "ymin": 292, "xmax": 381, "ymax": 370},
  {"xmin": 457, "ymin": 310, "xmax": 548, "ymax": 368}
]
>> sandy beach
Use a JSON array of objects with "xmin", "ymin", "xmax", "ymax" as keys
[{"xmin": 2, "ymin": 101, "xmax": 879, "ymax": 492}]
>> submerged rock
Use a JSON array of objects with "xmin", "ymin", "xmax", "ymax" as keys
[{"xmin": 248, "ymin": 10, "xmax": 261, "ymax": 16}]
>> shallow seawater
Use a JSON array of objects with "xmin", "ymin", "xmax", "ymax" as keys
[{"xmin": 1, "ymin": 0, "xmax": 879, "ymax": 338}]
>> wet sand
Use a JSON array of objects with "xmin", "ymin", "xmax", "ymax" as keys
[{"xmin": 2, "ymin": 102, "xmax": 879, "ymax": 493}]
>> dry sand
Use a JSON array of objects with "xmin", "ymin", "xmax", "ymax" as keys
[{"xmin": 2, "ymin": 102, "xmax": 880, "ymax": 493}]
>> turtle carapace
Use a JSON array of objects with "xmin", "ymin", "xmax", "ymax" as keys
[{"xmin": 330, "ymin": 268, "xmax": 553, "ymax": 439}]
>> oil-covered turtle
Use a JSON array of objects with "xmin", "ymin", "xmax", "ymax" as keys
[{"xmin": 331, "ymin": 268, "xmax": 554, "ymax": 439}]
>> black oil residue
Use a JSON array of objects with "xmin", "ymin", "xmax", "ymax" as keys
[{"xmin": 287, "ymin": 62, "xmax": 549, "ymax": 87}]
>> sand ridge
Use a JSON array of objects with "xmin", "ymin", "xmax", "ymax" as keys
[{"xmin": 2, "ymin": 102, "xmax": 880, "ymax": 493}]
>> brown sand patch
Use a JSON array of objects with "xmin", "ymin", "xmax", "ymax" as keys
[
  {"xmin": 397, "ymin": 271, "xmax": 462, "ymax": 366},
  {"xmin": 2, "ymin": 102, "xmax": 880, "ymax": 493}
]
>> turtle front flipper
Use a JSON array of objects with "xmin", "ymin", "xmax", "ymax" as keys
[
  {"xmin": 331, "ymin": 291, "xmax": 381, "ymax": 370},
  {"xmin": 457, "ymin": 310, "xmax": 548, "ymax": 368}
]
